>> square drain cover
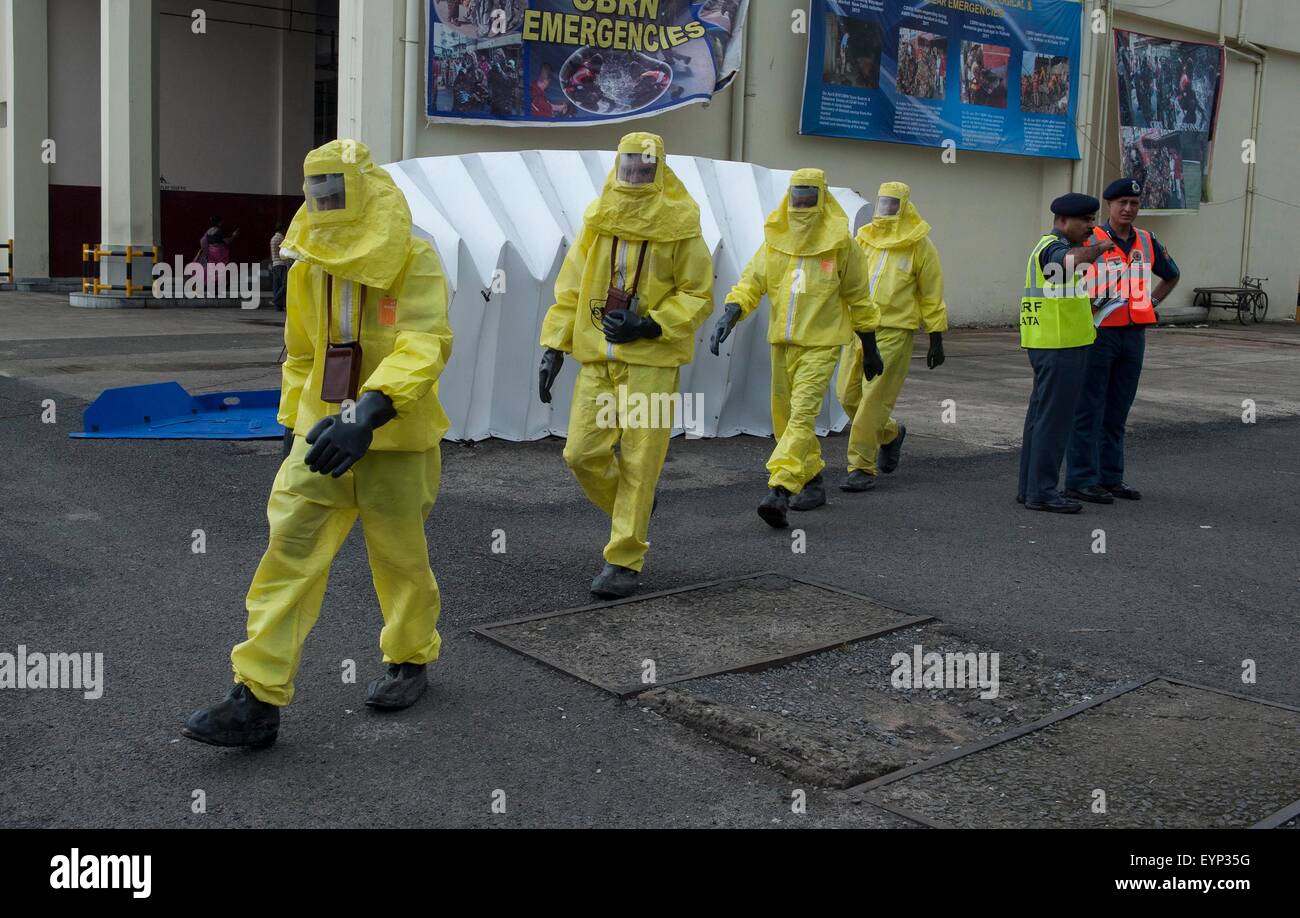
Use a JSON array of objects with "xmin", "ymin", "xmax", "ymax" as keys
[
  {"xmin": 856, "ymin": 678, "xmax": 1300, "ymax": 828},
  {"xmin": 474, "ymin": 572, "xmax": 931, "ymax": 698}
]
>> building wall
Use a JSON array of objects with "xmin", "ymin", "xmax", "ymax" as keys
[
  {"xmin": 41, "ymin": 0, "xmax": 318, "ymax": 274},
  {"xmin": 389, "ymin": 0, "xmax": 1300, "ymax": 325}
]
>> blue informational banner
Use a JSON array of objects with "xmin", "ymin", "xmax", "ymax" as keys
[
  {"xmin": 427, "ymin": 1, "xmax": 749, "ymax": 127},
  {"xmin": 800, "ymin": 0, "xmax": 1082, "ymax": 160}
]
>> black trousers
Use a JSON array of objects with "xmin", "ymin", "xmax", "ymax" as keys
[{"xmin": 1019, "ymin": 345, "xmax": 1089, "ymax": 503}]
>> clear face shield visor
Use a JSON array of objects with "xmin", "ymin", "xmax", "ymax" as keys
[
  {"xmin": 874, "ymin": 196, "xmax": 902, "ymax": 218},
  {"xmin": 789, "ymin": 185, "xmax": 821, "ymax": 210},
  {"xmin": 617, "ymin": 153, "xmax": 659, "ymax": 187},
  {"xmin": 305, "ymin": 173, "xmax": 348, "ymax": 213}
]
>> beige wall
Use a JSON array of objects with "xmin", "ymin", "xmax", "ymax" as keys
[{"xmin": 341, "ymin": 1, "xmax": 1299, "ymax": 323}]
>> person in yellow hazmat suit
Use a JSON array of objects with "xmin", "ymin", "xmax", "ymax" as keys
[
  {"xmin": 710, "ymin": 168, "xmax": 884, "ymax": 528},
  {"xmin": 538, "ymin": 132, "xmax": 713, "ymax": 600},
  {"xmin": 836, "ymin": 182, "xmax": 948, "ymax": 492},
  {"xmin": 183, "ymin": 139, "xmax": 454, "ymax": 748}
]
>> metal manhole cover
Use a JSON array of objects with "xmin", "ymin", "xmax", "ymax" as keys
[
  {"xmin": 854, "ymin": 678, "xmax": 1300, "ymax": 828},
  {"xmin": 473, "ymin": 572, "xmax": 931, "ymax": 698}
]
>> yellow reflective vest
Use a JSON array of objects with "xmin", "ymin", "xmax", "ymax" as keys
[{"xmin": 1021, "ymin": 234, "xmax": 1097, "ymax": 349}]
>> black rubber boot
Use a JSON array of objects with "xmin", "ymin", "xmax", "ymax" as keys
[
  {"xmin": 182, "ymin": 683, "xmax": 280, "ymax": 748},
  {"xmin": 757, "ymin": 486, "xmax": 791, "ymax": 529},
  {"xmin": 591, "ymin": 563, "xmax": 640, "ymax": 599},
  {"xmin": 840, "ymin": 470, "xmax": 877, "ymax": 492},
  {"xmin": 365, "ymin": 662, "xmax": 429, "ymax": 710},
  {"xmin": 878, "ymin": 424, "xmax": 907, "ymax": 474},
  {"xmin": 789, "ymin": 473, "xmax": 827, "ymax": 511}
]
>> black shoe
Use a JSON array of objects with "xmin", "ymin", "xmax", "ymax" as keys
[
  {"xmin": 841, "ymin": 470, "xmax": 877, "ymax": 492},
  {"xmin": 1104, "ymin": 482, "xmax": 1142, "ymax": 501},
  {"xmin": 182, "ymin": 684, "xmax": 280, "ymax": 748},
  {"xmin": 591, "ymin": 563, "xmax": 640, "ymax": 599},
  {"xmin": 1065, "ymin": 486, "xmax": 1115, "ymax": 505},
  {"xmin": 365, "ymin": 662, "xmax": 429, "ymax": 710},
  {"xmin": 757, "ymin": 486, "xmax": 790, "ymax": 529},
  {"xmin": 1015, "ymin": 494, "xmax": 1025, "ymax": 505},
  {"xmin": 790, "ymin": 473, "xmax": 826, "ymax": 511},
  {"xmin": 878, "ymin": 425, "xmax": 906, "ymax": 474},
  {"xmin": 1025, "ymin": 496, "xmax": 1083, "ymax": 514}
]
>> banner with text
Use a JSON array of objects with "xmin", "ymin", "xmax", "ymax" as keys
[
  {"xmin": 800, "ymin": 0, "xmax": 1082, "ymax": 160},
  {"xmin": 427, "ymin": 0, "xmax": 748, "ymax": 126}
]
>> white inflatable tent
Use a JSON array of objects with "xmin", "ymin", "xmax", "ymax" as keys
[{"xmin": 384, "ymin": 151, "xmax": 870, "ymax": 442}]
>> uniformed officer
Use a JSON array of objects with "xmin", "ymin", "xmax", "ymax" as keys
[
  {"xmin": 1064, "ymin": 177, "xmax": 1180, "ymax": 503},
  {"xmin": 1018, "ymin": 193, "xmax": 1112, "ymax": 513}
]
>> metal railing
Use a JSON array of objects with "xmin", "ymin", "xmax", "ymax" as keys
[{"xmin": 81, "ymin": 243, "xmax": 158, "ymax": 295}]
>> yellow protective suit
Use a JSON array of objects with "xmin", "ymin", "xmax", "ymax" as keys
[
  {"xmin": 540, "ymin": 132, "xmax": 713, "ymax": 571},
  {"xmin": 725, "ymin": 168, "xmax": 879, "ymax": 493},
  {"xmin": 837, "ymin": 181, "xmax": 948, "ymax": 475},
  {"xmin": 231, "ymin": 139, "xmax": 454, "ymax": 706}
]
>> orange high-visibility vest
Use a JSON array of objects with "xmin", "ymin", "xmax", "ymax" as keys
[{"xmin": 1089, "ymin": 226, "xmax": 1156, "ymax": 327}]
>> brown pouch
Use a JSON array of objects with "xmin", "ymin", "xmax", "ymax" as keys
[
  {"xmin": 600, "ymin": 237, "xmax": 648, "ymax": 318},
  {"xmin": 321, "ymin": 342, "xmax": 362, "ymax": 403},
  {"xmin": 320, "ymin": 275, "xmax": 364, "ymax": 404}
]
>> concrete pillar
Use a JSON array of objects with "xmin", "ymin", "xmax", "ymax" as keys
[
  {"xmin": 337, "ymin": 0, "xmax": 403, "ymax": 163},
  {"xmin": 275, "ymin": 7, "xmax": 316, "ymax": 196},
  {"xmin": 0, "ymin": 0, "xmax": 51, "ymax": 280},
  {"xmin": 100, "ymin": 0, "xmax": 157, "ymax": 289}
]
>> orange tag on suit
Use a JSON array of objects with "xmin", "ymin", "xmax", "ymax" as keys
[{"xmin": 378, "ymin": 296, "xmax": 398, "ymax": 326}]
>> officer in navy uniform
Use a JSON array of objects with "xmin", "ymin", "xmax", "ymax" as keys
[
  {"xmin": 1065, "ymin": 177, "xmax": 1180, "ymax": 504},
  {"xmin": 1018, "ymin": 193, "xmax": 1114, "ymax": 513}
]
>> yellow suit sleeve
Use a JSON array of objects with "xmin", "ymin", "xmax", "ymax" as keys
[
  {"xmin": 359, "ymin": 242, "xmax": 454, "ymax": 413},
  {"xmin": 916, "ymin": 237, "xmax": 949, "ymax": 333},
  {"xmin": 540, "ymin": 228, "xmax": 592, "ymax": 353},
  {"xmin": 277, "ymin": 261, "xmax": 314, "ymax": 431},
  {"xmin": 646, "ymin": 235, "xmax": 715, "ymax": 345},
  {"xmin": 725, "ymin": 244, "xmax": 769, "ymax": 319},
  {"xmin": 840, "ymin": 242, "xmax": 880, "ymax": 333}
]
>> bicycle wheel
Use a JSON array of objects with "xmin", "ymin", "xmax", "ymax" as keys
[
  {"xmin": 1252, "ymin": 291, "xmax": 1268, "ymax": 323},
  {"xmin": 1237, "ymin": 293, "xmax": 1251, "ymax": 325}
]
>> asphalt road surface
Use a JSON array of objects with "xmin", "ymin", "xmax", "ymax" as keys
[{"xmin": 1, "ymin": 301, "xmax": 1296, "ymax": 827}]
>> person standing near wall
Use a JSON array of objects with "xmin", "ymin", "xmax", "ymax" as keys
[
  {"xmin": 836, "ymin": 181, "xmax": 947, "ymax": 493},
  {"xmin": 538, "ymin": 132, "xmax": 713, "ymax": 600},
  {"xmin": 710, "ymin": 168, "xmax": 883, "ymax": 528},
  {"xmin": 1018, "ymin": 193, "xmax": 1112, "ymax": 513},
  {"xmin": 1065, "ymin": 178, "xmax": 1180, "ymax": 504},
  {"xmin": 269, "ymin": 224, "xmax": 289, "ymax": 311}
]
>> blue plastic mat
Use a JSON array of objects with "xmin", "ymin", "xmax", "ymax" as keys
[{"xmin": 71, "ymin": 382, "xmax": 284, "ymax": 440}]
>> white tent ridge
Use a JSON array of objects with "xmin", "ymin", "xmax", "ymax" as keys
[{"xmin": 385, "ymin": 151, "xmax": 869, "ymax": 442}]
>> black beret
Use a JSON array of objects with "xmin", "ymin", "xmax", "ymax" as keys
[
  {"xmin": 1104, "ymin": 177, "xmax": 1143, "ymax": 200},
  {"xmin": 1050, "ymin": 192, "xmax": 1100, "ymax": 217}
]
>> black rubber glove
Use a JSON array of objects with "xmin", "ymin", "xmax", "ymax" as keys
[
  {"xmin": 602, "ymin": 309, "xmax": 662, "ymax": 344},
  {"xmin": 926, "ymin": 331, "xmax": 945, "ymax": 370},
  {"xmin": 281, "ymin": 428, "xmax": 294, "ymax": 460},
  {"xmin": 539, "ymin": 348, "xmax": 564, "ymax": 404},
  {"xmin": 303, "ymin": 391, "xmax": 396, "ymax": 478},
  {"xmin": 709, "ymin": 303, "xmax": 744, "ymax": 356},
  {"xmin": 859, "ymin": 332, "xmax": 885, "ymax": 381}
]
